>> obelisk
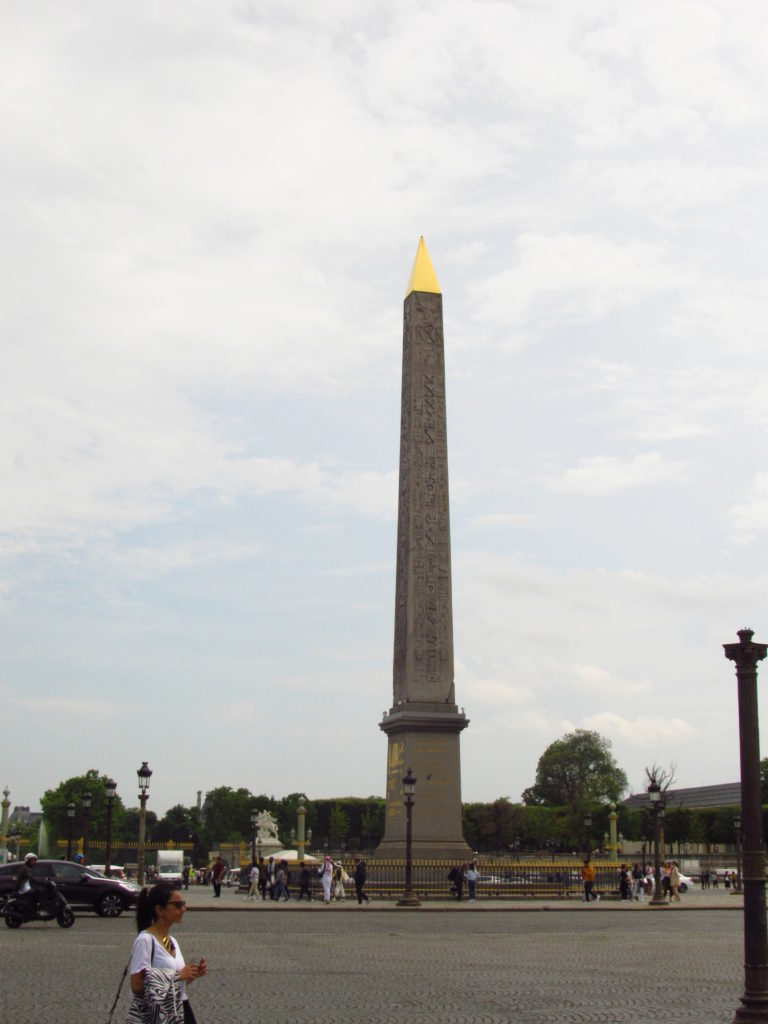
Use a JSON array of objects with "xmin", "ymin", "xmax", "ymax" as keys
[{"xmin": 376, "ymin": 237, "xmax": 471, "ymax": 860}]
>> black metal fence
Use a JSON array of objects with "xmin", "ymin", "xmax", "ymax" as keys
[{"xmin": 304, "ymin": 858, "xmax": 625, "ymax": 900}]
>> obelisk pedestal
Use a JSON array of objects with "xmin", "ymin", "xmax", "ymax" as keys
[{"xmin": 376, "ymin": 238, "xmax": 471, "ymax": 860}]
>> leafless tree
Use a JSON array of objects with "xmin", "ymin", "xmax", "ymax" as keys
[{"xmin": 644, "ymin": 763, "xmax": 677, "ymax": 799}]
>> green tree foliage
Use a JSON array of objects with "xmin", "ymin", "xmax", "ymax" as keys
[
  {"xmin": 152, "ymin": 805, "xmax": 201, "ymax": 845},
  {"xmin": 761, "ymin": 757, "xmax": 768, "ymax": 802},
  {"xmin": 41, "ymin": 769, "xmax": 130, "ymax": 845},
  {"xmin": 328, "ymin": 803, "xmax": 350, "ymax": 847},
  {"xmin": 121, "ymin": 807, "xmax": 158, "ymax": 844},
  {"xmin": 200, "ymin": 787, "xmax": 259, "ymax": 847},
  {"xmin": 522, "ymin": 730, "xmax": 628, "ymax": 808}
]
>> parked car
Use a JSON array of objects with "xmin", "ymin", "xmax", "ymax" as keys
[
  {"xmin": 678, "ymin": 872, "xmax": 695, "ymax": 893},
  {"xmin": 0, "ymin": 860, "xmax": 139, "ymax": 917},
  {"xmin": 89, "ymin": 864, "xmax": 128, "ymax": 881}
]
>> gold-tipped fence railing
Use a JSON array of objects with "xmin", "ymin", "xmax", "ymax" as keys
[{"xmin": 280, "ymin": 859, "xmax": 624, "ymax": 900}]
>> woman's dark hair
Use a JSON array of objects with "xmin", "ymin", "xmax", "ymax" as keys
[{"xmin": 136, "ymin": 882, "xmax": 178, "ymax": 932}]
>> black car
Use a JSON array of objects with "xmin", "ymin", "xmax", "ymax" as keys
[{"xmin": 0, "ymin": 860, "xmax": 140, "ymax": 917}]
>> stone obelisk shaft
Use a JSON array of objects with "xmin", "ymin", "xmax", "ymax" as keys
[
  {"xmin": 377, "ymin": 238, "xmax": 470, "ymax": 860},
  {"xmin": 393, "ymin": 285, "xmax": 455, "ymax": 706}
]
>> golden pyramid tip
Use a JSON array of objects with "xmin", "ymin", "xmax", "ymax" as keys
[{"xmin": 405, "ymin": 236, "xmax": 441, "ymax": 298}]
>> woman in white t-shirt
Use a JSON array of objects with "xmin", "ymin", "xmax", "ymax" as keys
[{"xmin": 127, "ymin": 882, "xmax": 207, "ymax": 1024}]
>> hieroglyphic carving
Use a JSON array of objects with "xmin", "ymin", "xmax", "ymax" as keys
[{"xmin": 393, "ymin": 292, "xmax": 455, "ymax": 705}]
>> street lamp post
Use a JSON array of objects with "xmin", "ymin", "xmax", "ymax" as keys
[
  {"xmin": 397, "ymin": 767, "xmax": 420, "ymax": 907},
  {"xmin": 584, "ymin": 813, "xmax": 592, "ymax": 860},
  {"xmin": 250, "ymin": 808, "xmax": 258, "ymax": 864},
  {"xmin": 734, "ymin": 814, "xmax": 743, "ymax": 896},
  {"xmin": 648, "ymin": 782, "xmax": 667, "ymax": 906},
  {"xmin": 724, "ymin": 628, "xmax": 768, "ymax": 1023},
  {"xmin": 136, "ymin": 761, "xmax": 152, "ymax": 886},
  {"xmin": 104, "ymin": 779, "xmax": 117, "ymax": 877},
  {"xmin": 66, "ymin": 802, "xmax": 75, "ymax": 860},
  {"xmin": 81, "ymin": 791, "xmax": 92, "ymax": 865}
]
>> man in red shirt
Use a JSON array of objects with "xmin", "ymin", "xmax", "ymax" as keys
[{"xmin": 211, "ymin": 856, "xmax": 226, "ymax": 898}]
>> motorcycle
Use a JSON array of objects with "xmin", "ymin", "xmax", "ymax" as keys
[{"xmin": 3, "ymin": 878, "xmax": 75, "ymax": 928}]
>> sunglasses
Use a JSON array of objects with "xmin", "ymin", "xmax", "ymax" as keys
[{"xmin": 167, "ymin": 900, "xmax": 186, "ymax": 909}]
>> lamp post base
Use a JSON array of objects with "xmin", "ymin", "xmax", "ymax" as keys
[
  {"xmin": 396, "ymin": 892, "xmax": 422, "ymax": 907},
  {"xmin": 734, "ymin": 992, "xmax": 768, "ymax": 1023}
]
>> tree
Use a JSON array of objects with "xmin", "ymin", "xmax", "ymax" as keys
[
  {"xmin": 760, "ymin": 757, "xmax": 768, "ymax": 802},
  {"xmin": 328, "ymin": 804, "xmax": 350, "ymax": 848},
  {"xmin": 153, "ymin": 805, "xmax": 199, "ymax": 845},
  {"xmin": 200, "ymin": 787, "xmax": 257, "ymax": 847},
  {"xmin": 522, "ymin": 730, "xmax": 628, "ymax": 808},
  {"xmin": 40, "ymin": 769, "xmax": 130, "ymax": 846}
]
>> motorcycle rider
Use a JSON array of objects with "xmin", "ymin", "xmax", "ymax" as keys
[{"xmin": 15, "ymin": 852, "xmax": 40, "ymax": 915}]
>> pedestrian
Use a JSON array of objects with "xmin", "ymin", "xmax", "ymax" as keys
[
  {"xmin": 631, "ymin": 863, "xmax": 644, "ymax": 901},
  {"xmin": 267, "ymin": 856, "xmax": 277, "ymax": 900},
  {"xmin": 211, "ymin": 856, "xmax": 225, "ymax": 898},
  {"xmin": 669, "ymin": 861, "xmax": 681, "ymax": 902},
  {"xmin": 182, "ymin": 865, "xmax": 190, "ymax": 891},
  {"xmin": 661, "ymin": 862, "xmax": 671, "ymax": 899},
  {"xmin": 276, "ymin": 861, "xmax": 289, "ymax": 901},
  {"xmin": 456, "ymin": 863, "xmax": 467, "ymax": 902},
  {"xmin": 298, "ymin": 862, "xmax": 313, "ymax": 901},
  {"xmin": 246, "ymin": 862, "xmax": 259, "ymax": 901},
  {"xmin": 126, "ymin": 882, "xmax": 207, "ymax": 1024},
  {"xmin": 465, "ymin": 861, "xmax": 479, "ymax": 902},
  {"xmin": 333, "ymin": 862, "xmax": 346, "ymax": 901},
  {"xmin": 581, "ymin": 859, "xmax": 598, "ymax": 903},
  {"xmin": 447, "ymin": 865, "xmax": 459, "ymax": 896},
  {"xmin": 619, "ymin": 864, "xmax": 631, "ymax": 902},
  {"xmin": 645, "ymin": 865, "xmax": 654, "ymax": 896},
  {"xmin": 354, "ymin": 858, "xmax": 370, "ymax": 904},
  {"xmin": 319, "ymin": 855, "xmax": 333, "ymax": 904}
]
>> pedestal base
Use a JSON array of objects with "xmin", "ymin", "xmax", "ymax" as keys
[{"xmin": 376, "ymin": 705, "xmax": 472, "ymax": 861}]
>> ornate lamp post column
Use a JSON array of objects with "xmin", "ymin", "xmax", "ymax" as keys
[
  {"xmin": 608, "ymin": 802, "xmax": 618, "ymax": 856},
  {"xmin": 397, "ymin": 768, "xmax": 420, "ymax": 907},
  {"xmin": 1, "ymin": 786, "xmax": 9, "ymax": 841},
  {"xmin": 724, "ymin": 628, "xmax": 768, "ymax": 1023},
  {"xmin": 296, "ymin": 796, "xmax": 307, "ymax": 861},
  {"xmin": 104, "ymin": 779, "xmax": 117, "ymax": 877},
  {"xmin": 250, "ymin": 808, "xmax": 258, "ymax": 864},
  {"xmin": 81, "ymin": 791, "xmax": 92, "ymax": 865},
  {"xmin": 136, "ymin": 761, "xmax": 152, "ymax": 885},
  {"xmin": 648, "ymin": 782, "xmax": 667, "ymax": 907},
  {"xmin": 66, "ymin": 802, "xmax": 75, "ymax": 860}
]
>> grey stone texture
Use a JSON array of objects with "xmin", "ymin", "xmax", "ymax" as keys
[
  {"xmin": 378, "ymin": 286, "xmax": 470, "ymax": 859},
  {"xmin": 0, "ymin": 900, "xmax": 743, "ymax": 1024}
]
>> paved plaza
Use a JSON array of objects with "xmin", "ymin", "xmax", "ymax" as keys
[{"xmin": 0, "ymin": 892, "xmax": 747, "ymax": 1024}]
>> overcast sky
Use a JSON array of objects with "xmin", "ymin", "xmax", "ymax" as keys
[{"xmin": 3, "ymin": 0, "xmax": 768, "ymax": 819}]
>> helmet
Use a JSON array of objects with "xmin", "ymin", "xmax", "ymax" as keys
[
  {"xmin": 24, "ymin": 852, "xmax": 37, "ymax": 863},
  {"xmin": 74, "ymin": 853, "xmax": 84, "ymax": 863}
]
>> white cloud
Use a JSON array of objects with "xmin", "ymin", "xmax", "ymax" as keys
[
  {"xmin": 585, "ymin": 711, "xmax": 695, "ymax": 746},
  {"xmin": 545, "ymin": 453, "xmax": 685, "ymax": 496},
  {"xmin": 469, "ymin": 233, "xmax": 686, "ymax": 330},
  {"xmin": 729, "ymin": 473, "xmax": 768, "ymax": 545},
  {"xmin": 3, "ymin": 0, "xmax": 768, "ymax": 813}
]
